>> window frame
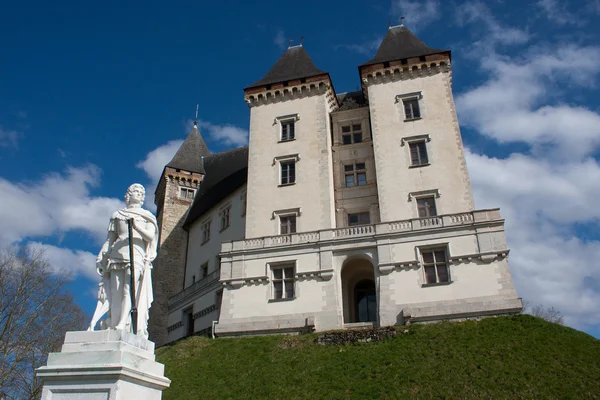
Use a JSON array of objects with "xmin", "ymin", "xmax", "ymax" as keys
[
  {"xmin": 280, "ymin": 159, "xmax": 296, "ymax": 186},
  {"xmin": 179, "ymin": 187, "xmax": 196, "ymax": 200},
  {"xmin": 200, "ymin": 262, "xmax": 209, "ymax": 279},
  {"xmin": 344, "ymin": 162, "xmax": 367, "ymax": 188},
  {"xmin": 347, "ymin": 211, "xmax": 371, "ymax": 227},
  {"xmin": 409, "ymin": 141, "xmax": 429, "ymax": 167},
  {"xmin": 269, "ymin": 263, "xmax": 296, "ymax": 301},
  {"xmin": 219, "ymin": 205, "xmax": 231, "ymax": 231},
  {"xmin": 416, "ymin": 196, "xmax": 438, "ymax": 218},
  {"xmin": 340, "ymin": 122, "xmax": 363, "ymax": 145},
  {"xmin": 275, "ymin": 113, "xmax": 299, "ymax": 143},
  {"xmin": 419, "ymin": 246, "xmax": 451, "ymax": 286},
  {"xmin": 396, "ymin": 91, "xmax": 423, "ymax": 122},
  {"xmin": 279, "ymin": 214, "xmax": 297, "ymax": 234},
  {"xmin": 201, "ymin": 218, "xmax": 211, "ymax": 244}
]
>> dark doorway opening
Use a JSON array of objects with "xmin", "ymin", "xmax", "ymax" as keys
[{"xmin": 354, "ymin": 279, "xmax": 376, "ymax": 323}]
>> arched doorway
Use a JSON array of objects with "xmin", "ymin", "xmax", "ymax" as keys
[{"xmin": 341, "ymin": 257, "xmax": 377, "ymax": 324}]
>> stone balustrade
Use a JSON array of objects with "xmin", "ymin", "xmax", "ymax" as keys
[
  {"xmin": 223, "ymin": 209, "xmax": 502, "ymax": 253},
  {"xmin": 168, "ymin": 268, "xmax": 221, "ymax": 309}
]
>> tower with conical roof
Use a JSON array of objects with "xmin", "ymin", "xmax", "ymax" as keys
[
  {"xmin": 359, "ymin": 24, "xmax": 474, "ymax": 222},
  {"xmin": 242, "ymin": 44, "xmax": 339, "ymax": 238},
  {"xmin": 149, "ymin": 121, "xmax": 211, "ymax": 345}
]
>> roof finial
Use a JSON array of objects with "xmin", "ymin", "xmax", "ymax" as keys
[
  {"xmin": 299, "ymin": 36, "xmax": 304, "ymax": 45},
  {"xmin": 194, "ymin": 104, "xmax": 199, "ymax": 129},
  {"xmin": 288, "ymin": 39, "xmax": 294, "ymax": 48},
  {"xmin": 400, "ymin": 16, "xmax": 405, "ymax": 26},
  {"xmin": 388, "ymin": 19, "xmax": 391, "ymax": 28}
]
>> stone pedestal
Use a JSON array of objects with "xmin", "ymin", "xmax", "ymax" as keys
[{"xmin": 36, "ymin": 330, "xmax": 170, "ymax": 400}]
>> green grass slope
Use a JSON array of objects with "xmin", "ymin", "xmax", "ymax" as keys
[{"xmin": 156, "ymin": 315, "xmax": 600, "ymax": 399}]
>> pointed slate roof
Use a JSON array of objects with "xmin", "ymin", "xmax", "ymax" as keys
[
  {"xmin": 166, "ymin": 125, "xmax": 211, "ymax": 174},
  {"xmin": 246, "ymin": 45, "xmax": 327, "ymax": 89},
  {"xmin": 361, "ymin": 25, "xmax": 448, "ymax": 67}
]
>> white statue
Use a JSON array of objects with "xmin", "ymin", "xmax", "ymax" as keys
[{"xmin": 88, "ymin": 184, "xmax": 158, "ymax": 339}]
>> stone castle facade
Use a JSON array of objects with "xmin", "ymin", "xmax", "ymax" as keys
[{"xmin": 149, "ymin": 25, "xmax": 522, "ymax": 346}]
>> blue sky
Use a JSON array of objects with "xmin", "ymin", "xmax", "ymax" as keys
[{"xmin": 1, "ymin": 0, "xmax": 599, "ymax": 338}]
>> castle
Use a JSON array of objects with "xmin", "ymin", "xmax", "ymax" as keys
[{"xmin": 148, "ymin": 25, "xmax": 523, "ymax": 346}]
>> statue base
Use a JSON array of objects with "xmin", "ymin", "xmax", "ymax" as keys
[{"xmin": 36, "ymin": 330, "xmax": 170, "ymax": 400}]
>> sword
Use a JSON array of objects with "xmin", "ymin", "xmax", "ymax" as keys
[{"xmin": 127, "ymin": 218, "xmax": 138, "ymax": 335}]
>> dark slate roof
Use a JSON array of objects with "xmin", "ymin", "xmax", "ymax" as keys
[
  {"xmin": 335, "ymin": 91, "xmax": 367, "ymax": 110},
  {"xmin": 246, "ymin": 45, "xmax": 327, "ymax": 89},
  {"xmin": 361, "ymin": 25, "xmax": 448, "ymax": 67},
  {"xmin": 167, "ymin": 125, "xmax": 211, "ymax": 174},
  {"xmin": 183, "ymin": 146, "xmax": 248, "ymax": 229}
]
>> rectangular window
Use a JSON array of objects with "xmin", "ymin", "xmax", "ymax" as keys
[
  {"xmin": 421, "ymin": 249, "xmax": 449, "ymax": 284},
  {"xmin": 409, "ymin": 141, "xmax": 429, "ymax": 166},
  {"xmin": 215, "ymin": 255, "xmax": 221, "ymax": 271},
  {"xmin": 272, "ymin": 265, "xmax": 295, "ymax": 300},
  {"xmin": 240, "ymin": 191, "xmax": 247, "ymax": 217},
  {"xmin": 281, "ymin": 120, "xmax": 295, "ymax": 141},
  {"xmin": 201, "ymin": 220, "xmax": 211, "ymax": 244},
  {"xmin": 201, "ymin": 262, "xmax": 208, "ymax": 279},
  {"xmin": 219, "ymin": 206, "xmax": 231, "ymax": 230},
  {"xmin": 280, "ymin": 160, "xmax": 296, "ymax": 185},
  {"xmin": 344, "ymin": 163, "xmax": 367, "ymax": 187},
  {"xmin": 348, "ymin": 212, "xmax": 370, "ymax": 226},
  {"xmin": 417, "ymin": 197, "xmax": 437, "ymax": 218},
  {"xmin": 341, "ymin": 123, "xmax": 363, "ymax": 144},
  {"xmin": 403, "ymin": 98, "xmax": 421, "ymax": 120},
  {"xmin": 280, "ymin": 215, "xmax": 297, "ymax": 234},
  {"xmin": 180, "ymin": 187, "xmax": 195, "ymax": 200}
]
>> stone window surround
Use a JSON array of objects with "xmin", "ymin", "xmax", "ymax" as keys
[
  {"xmin": 274, "ymin": 113, "xmax": 299, "ymax": 142},
  {"xmin": 267, "ymin": 260, "xmax": 297, "ymax": 302},
  {"xmin": 179, "ymin": 186, "xmax": 196, "ymax": 200},
  {"xmin": 240, "ymin": 190, "xmax": 247, "ymax": 217},
  {"xmin": 219, "ymin": 204, "xmax": 231, "ymax": 232},
  {"xmin": 200, "ymin": 217, "xmax": 211, "ymax": 245},
  {"xmin": 401, "ymin": 134, "xmax": 431, "ymax": 168},
  {"xmin": 347, "ymin": 210, "xmax": 371, "ymax": 226},
  {"xmin": 271, "ymin": 208, "xmax": 301, "ymax": 234},
  {"xmin": 273, "ymin": 154, "xmax": 300, "ymax": 186},
  {"xmin": 416, "ymin": 242, "xmax": 452, "ymax": 287},
  {"xmin": 395, "ymin": 91, "xmax": 423, "ymax": 121},
  {"xmin": 407, "ymin": 189, "xmax": 440, "ymax": 202},
  {"xmin": 343, "ymin": 162, "xmax": 367, "ymax": 187},
  {"xmin": 335, "ymin": 117, "xmax": 368, "ymax": 146}
]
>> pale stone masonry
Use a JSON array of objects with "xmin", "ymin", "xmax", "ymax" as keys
[{"xmin": 152, "ymin": 25, "xmax": 522, "ymax": 345}]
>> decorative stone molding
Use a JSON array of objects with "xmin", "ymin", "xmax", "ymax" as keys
[
  {"xmin": 408, "ymin": 189, "xmax": 441, "ymax": 202},
  {"xmin": 272, "ymin": 153, "xmax": 300, "ymax": 166},
  {"xmin": 271, "ymin": 207, "xmax": 302, "ymax": 220},
  {"xmin": 400, "ymin": 134, "xmax": 431, "ymax": 146},
  {"xmin": 244, "ymin": 77, "xmax": 336, "ymax": 108},
  {"xmin": 192, "ymin": 304, "xmax": 218, "ymax": 320},
  {"xmin": 378, "ymin": 261, "xmax": 420, "ymax": 274},
  {"xmin": 395, "ymin": 91, "xmax": 423, "ymax": 103},
  {"xmin": 221, "ymin": 276, "xmax": 269, "ymax": 289},
  {"xmin": 361, "ymin": 60, "xmax": 451, "ymax": 88},
  {"xmin": 449, "ymin": 249, "xmax": 510, "ymax": 264},
  {"xmin": 295, "ymin": 268, "xmax": 334, "ymax": 281},
  {"xmin": 167, "ymin": 321, "xmax": 184, "ymax": 333},
  {"xmin": 273, "ymin": 113, "xmax": 300, "ymax": 125}
]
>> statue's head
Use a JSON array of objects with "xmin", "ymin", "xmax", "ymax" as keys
[{"xmin": 125, "ymin": 183, "xmax": 145, "ymax": 206}]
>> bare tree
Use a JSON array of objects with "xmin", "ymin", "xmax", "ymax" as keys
[
  {"xmin": 521, "ymin": 301, "xmax": 564, "ymax": 325},
  {"xmin": 0, "ymin": 247, "xmax": 86, "ymax": 400}
]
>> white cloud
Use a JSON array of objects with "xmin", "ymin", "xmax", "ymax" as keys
[
  {"xmin": 27, "ymin": 242, "xmax": 99, "ymax": 281},
  {"xmin": 136, "ymin": 139, "xmax": 183, "ymax": 185},
  {"xmin": 391, "ymin": 0, "xmax": 440, "ymax": 28},
  {"xmin": 198, "ymin": 120, "xmax": 248, "ymax": 147},
  {"xmin": 0, "ymin": 165, "xmax": 123, "ymax": 246},
  {"xmin": 456, "ymin": 45, "xmax": 600, "ymax": 158},
  {"xmin": 274, "ymin": 29, "xmax": 286, "ymax": 50},
  {"xmin": 466, "ymin": 150, "xmax": 600, "ymax": 329},
  {"xmin": 456, "ymin": 2, "xmax": 529, "ymax": 46},
  {"xmin": 335, "ymin": 37, "xmax": 382, "ymax": 56},
  {"xmin": 537, "ymin": 0, "xmax": 581, "ymax": 25},
  {"xmin": 0, "ymin": 126, "xmax": 22, "ymax": 148}
]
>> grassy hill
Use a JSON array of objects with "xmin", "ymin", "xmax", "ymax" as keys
[{"xmin": 156, "ymin": 315, "xmax": 600, "ymax": 399}]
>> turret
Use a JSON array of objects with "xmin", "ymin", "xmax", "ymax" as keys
[{"xmin": 149, "ymin": 122, "xmax": 210, "ymax": 346}]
